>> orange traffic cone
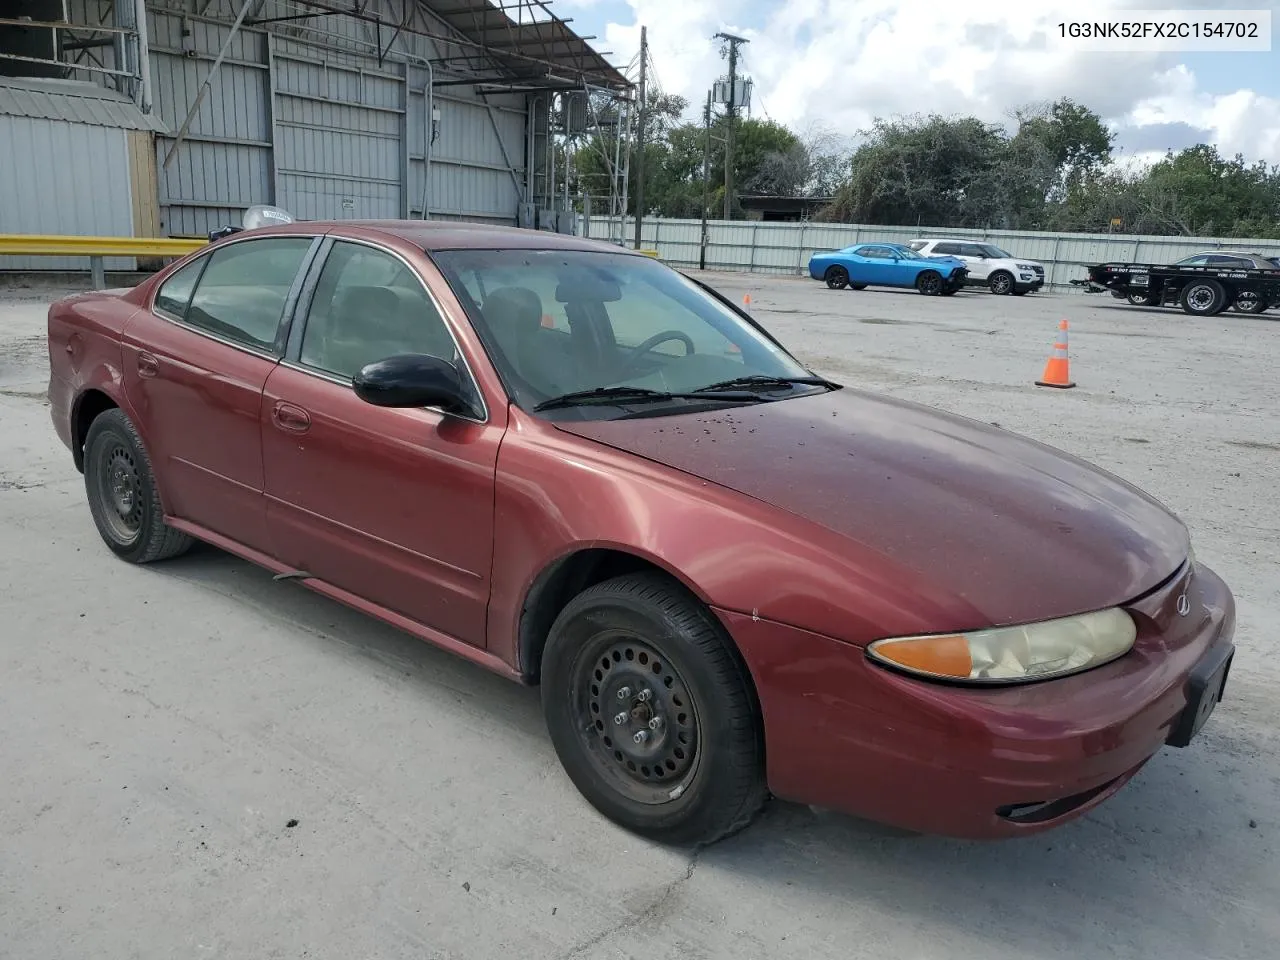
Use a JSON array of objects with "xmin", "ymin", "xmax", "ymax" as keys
[{"xmin": 1036, "ymin": 319, "xmax": 1075, "ymax": 389}]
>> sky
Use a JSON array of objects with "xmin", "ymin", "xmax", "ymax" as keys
[{"xmin": 551, "ymin": 0, "xmax": 1280, "ymax": 168}]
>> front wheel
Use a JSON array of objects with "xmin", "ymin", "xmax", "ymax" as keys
[
  {"xmin": 915, "ymin": 271, "xmax": 943, "ymax": 296},
  {"xmin": 83, "ymin": 408, "xmax": 193, "ymax": 563},
  {"xmin": 988, "ymin": 271, "xmax": 1014, "ymax": 295},
  {"xmin": 541, "ymin": 573, "xmax": 767, "ymax": 845},
  {"xmin": 824, "ymin": 265, "xmax": 849, "ymax": 290},
  {"xmin": 1233, "ymin": 291, "xmax": 1267, "ymax": 314}
]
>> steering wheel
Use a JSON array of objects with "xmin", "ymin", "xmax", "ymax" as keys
[{"xmin": 619, "ymin": 330, "xmax": 695, "ymax": 375}]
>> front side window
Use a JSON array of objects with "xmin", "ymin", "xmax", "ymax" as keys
[
  {"xmin": 858, "ymin": 246, "xmax": 889, "ymax": 259},
  {"xmin": 432, "ymin": 248, "xmax": 819, "ymax": 418},
  {"xmin": 184, "ymin": 237, "xmax": 313, "ymax": 351},
  {"xmin": 299, "ymin": 241, "xmax": 460, "ymax": 381}
]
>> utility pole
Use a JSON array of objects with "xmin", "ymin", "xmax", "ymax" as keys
[
  {"xmin": 700, "ymin": 88, "xmax": 711, "ymax": 270},
  {"xmin": 715, "ymin": 32, "xmax": 747, "ymax": 221},
  {"xmin": 632, "ymin": 26, "xmax": 648, "ymax": 249}
]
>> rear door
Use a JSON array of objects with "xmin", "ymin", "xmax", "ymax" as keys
[{"xmin": 121, "ymin": 235, "xmax": 319, "ymax": 552}]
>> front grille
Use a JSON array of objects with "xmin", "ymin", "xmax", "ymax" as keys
[{"xmin": 1032, "ymin": 266, "xmax": 1045, "ymax": 276}]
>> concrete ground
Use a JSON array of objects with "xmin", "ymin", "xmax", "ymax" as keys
[{"xmin": 2, "ymin": 273, "xmax": 1277, "ymax": 960}]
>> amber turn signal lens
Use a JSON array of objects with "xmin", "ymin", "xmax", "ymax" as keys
[{"xmin": 869, "ymin": 634, "xmax": 973, "ymax": 679}]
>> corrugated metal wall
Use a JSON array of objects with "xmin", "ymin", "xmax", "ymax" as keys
[
  {"xmin": 0, "ymin": 114, "xmax": 135, "ymax": 270},
  {"xmin": 48, "ymin": 0, "xmax": 532, "ymax": 238},
  {"xmin": 604, "ymin": 217, "xmax": 1280, "ymax": 290}
]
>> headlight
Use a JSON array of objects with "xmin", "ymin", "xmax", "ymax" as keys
[
  {"xmin": 866, "ymin": 608, "xmax": 1137, "ymax": 684},
  {"xmin": 1016, "ymin": 263, "xmax": 1036, "ymax": 270}
]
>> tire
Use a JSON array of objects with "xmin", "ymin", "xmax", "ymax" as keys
[
  {"xmin": 824, "ymin": 265, "xmax": 849, "ymax": 290},
  {"xmin": 988, "ymin": 271, "xmax": 1014, "ymax": 295},
  {"xmin": 83, "ymin": 408, "xmax": 193, "ymax": 563},
  {"xmin": 1233, "ymin": 291, "xmax": 1267, "ymax": 314},
  {"xmin": 850, "ymin": 283, "xmax": 868, "ymax": 291},
  {"xmin": 540, "ymin": 573, "xmax": 767, "ymax": 846},
  {"xmin": 1180, "ymin": 279, "xmax": 1226, "ymax": 316},
  {"xmin": 915, "ymin": 271, "xmax": 943, "ymax": 296},
  {"xmin": 1127, "ymin": 291, "xmax": 1155, "ymax": 306}
]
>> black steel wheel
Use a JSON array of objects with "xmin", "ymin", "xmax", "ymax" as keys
[
  {"xmin": 1180, "ymin": 279, "xmax": 1227, "ymax": 316},
  {"xmin": 988, "ymin": 271, "xmax": 1014, "ymax": 295},
  {"xmin": 824, "ymin": 265, "xmax": 849, "ymax": 290},
  {"xmin": 84, "ymin": 408, "xmax": 193, "ymax": 563},
  {"xmin": 915, "ymin": 271, "xmax": 943, "ymax": 296},
  {"xmin": 541, "ymin": 573, "xmax": 766, "ymax": 845}
]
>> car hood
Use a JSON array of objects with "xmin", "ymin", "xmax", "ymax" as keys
[{"xmin": 552, "ymin": 388, "xmax": 1189, "ymax": 626}]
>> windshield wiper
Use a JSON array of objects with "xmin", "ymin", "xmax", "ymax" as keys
[
  {"xmin": 692, "ymin": 374, "xmax": 839, "ymax": 394},
  {"xmin": 533, "ymin": 385, "xmax": 763, "ymax": 412}
]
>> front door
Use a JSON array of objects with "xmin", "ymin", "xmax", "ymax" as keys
[
  {"xmin": 120, "ymin": 235, "xmax": 318, "ymax": 552},
  {"xmin": 956, "ymin": 243, "xmax": 992, "ymax": 280},
  {"xmin": 260, "ymin": 238, "xmax": 505, "ymax": 646}
]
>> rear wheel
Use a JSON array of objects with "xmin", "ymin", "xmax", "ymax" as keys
[
  {"xmin": 541, "ymin": 573, "xmax": 767, "ymax": 845},
  {"xmin": 824, "ymin": 265, "xmax": 849, "ymax": 290},
  {"xmin": 915, "ymin": 271, "xmax": 943, "ymax": 296},
  {"xmin": 83, "ymin": 408, "xmax": 193, "ymax": 563},
  {"xmin": 988, "ymin": 271, "xmax": 1014, "ymax": 295},
  {"xmin": 1180, "ymin": 279, "xmax": 1227, "ymax": 316}
]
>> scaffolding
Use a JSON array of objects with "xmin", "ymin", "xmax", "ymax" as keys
[{"xmin": 0, "ymin": 0, "xmax": 636, "ymax": 231}]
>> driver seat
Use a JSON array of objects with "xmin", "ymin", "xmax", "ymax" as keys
[{"xmin": 481, "ymin": 286, "xmax": 569, "ymax": 395}]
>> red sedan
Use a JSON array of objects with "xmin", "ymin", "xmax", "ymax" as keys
[{"xmin": 46, "ymin": 214, "xmax": 1236, "ymax": 844}]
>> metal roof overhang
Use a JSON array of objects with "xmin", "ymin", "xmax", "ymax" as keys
[{"xmin": 263, "ymin": 0, "xmax": 632, "ymax": 95}]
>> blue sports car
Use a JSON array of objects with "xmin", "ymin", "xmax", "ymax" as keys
[{"xmin": 808, "ymin": 242, "xmax": 968, "ymax": 296}]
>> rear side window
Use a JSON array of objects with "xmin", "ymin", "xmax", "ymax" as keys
[
  {"xmin": 154, "ymin": 257, "xmax": 205, "ymax": 319},
  {"xmin": 184, "ymin": 238, "xmax": 312, "ymax": 352},
  {"xmin": 934, "ymin": 242, "xmax": 961, "ymax": 255}
]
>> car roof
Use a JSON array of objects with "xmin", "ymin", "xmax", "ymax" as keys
[{"xmin": 236, "ymin": 219, "xmax": 641, "ymax": 255}]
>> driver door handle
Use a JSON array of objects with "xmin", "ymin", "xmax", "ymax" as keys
[{"xmin": 272, "ymin": 400, "xmax": 311, "ymax": 434}]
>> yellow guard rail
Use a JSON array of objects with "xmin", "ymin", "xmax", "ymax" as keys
[{"xmin": 0, "ymin": 234, "xmax": 204, "ymax": 288}]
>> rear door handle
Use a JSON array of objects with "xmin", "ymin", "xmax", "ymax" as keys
[
  {"xmin": 137, "ymin": 352, "xmax": 159, "ymax": 378},
  {"xmin": 272, "ymin": 400, "xmax": 311, "ymax": 434}
]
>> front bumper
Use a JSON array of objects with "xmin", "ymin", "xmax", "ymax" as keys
[{"xmin": 718, "ymin": 560, "xmax": 1235, "ymax": 839}]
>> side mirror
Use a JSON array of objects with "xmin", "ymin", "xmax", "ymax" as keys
[{"xmin": 353, "ymin": 354, "xmax": 472, "ymax": 414}]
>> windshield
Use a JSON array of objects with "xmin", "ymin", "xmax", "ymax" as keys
[
  {"xmin": 431, "ymin": 248, "xmax": 821, "ymax": 418},
  {"xmin": 980, "ymin": 244, "xmax": 1014, "ymax": 258}
]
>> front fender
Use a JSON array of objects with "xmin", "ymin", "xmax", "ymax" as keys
[{"xmin": 485, "ymin": 408, "xmax": 985, "ymax": 670}]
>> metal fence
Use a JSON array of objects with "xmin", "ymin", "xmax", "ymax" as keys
[{"xmin": 587, "ymin": 217, "xmax": 1280, "ymax": 291}]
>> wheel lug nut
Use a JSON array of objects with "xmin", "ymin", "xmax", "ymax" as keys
[
  {"xmin": 616, "ymin": 686, "xmax": 631, "ymax": 700},
  {"xmin": 648, "ymin": 716, "xmax": 662, "ymax": 730},
  {"xmin": 636, "ymin": 688, "xmax": 652, "ymax": 702},
  {"xmin": 633, "ymin": 730, "xmax": 648, "ymax": 745},
  {"xmin": 613, "ymin": 712, "xmax": 627, "ymax": 725}
]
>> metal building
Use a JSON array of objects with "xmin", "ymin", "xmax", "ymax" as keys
[{"xmin": 1, "ymin": 0, "xmax": 634, "ymax": 264}]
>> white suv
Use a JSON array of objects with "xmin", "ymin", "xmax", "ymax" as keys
[{"xmin": 908, "ymin": 239, "xmax": 1045, "ymax": 295}]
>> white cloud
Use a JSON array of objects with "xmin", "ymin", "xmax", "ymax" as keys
[{"xmin": 599, "ymin": 0, "xmax": 1280, "ymax": 163}]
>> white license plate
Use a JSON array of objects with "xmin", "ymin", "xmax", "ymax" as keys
[{"xmin": 1131, "ymin": 274, "xmax": 1149, "ymax": 287}]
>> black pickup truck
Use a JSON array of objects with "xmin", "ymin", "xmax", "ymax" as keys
[{"xmin": 1085, "ymin": 251, "xmax": 1280, "ymax": 317}]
